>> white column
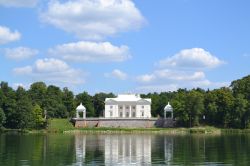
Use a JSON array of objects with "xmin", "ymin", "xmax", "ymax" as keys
[
  {"xmin": 123, "ymin": 105, "xmax": 125, "ymax": 118},
  {"xmin": 76, "ymin": 111, "xmax": 79, "ymax": 118},
  {"xmin": 129, "ymin": 105, "xmax": 132, "ymax": 118}
]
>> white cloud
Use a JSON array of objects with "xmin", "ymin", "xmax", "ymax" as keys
[
  {"xmin": 135, "ymin": 69, "xmax": 228, "ymax": 93},
  {"xmin": 13, "ymin": 58, "xmax": 85, "ymax": 85},
  {"xmin": 136, "ymin": 80, "xmax": 229, "ymax": 93},
  {"xmin": 0, "ymin": 0, "xmax": 38, "ymax": 8},
  {"xmin": 4, "ymin": 47, "xmax": 38, "ymax": 60},
  {"xmin": 48, "ymin": 41, "xmax": 131, "ymax": 62},
  {"xmin": 13, "ymin": 66, "xmax": 32, "ymax": 75},
  {"xmin": 136, "ymin": 74, "xmax": 155, "ymax": 83},
  {"xmin": 40, "ymin": 0, "xmax": 145, "ymax": 40},
  {"xmin": 136, "ymin": 84, "xmax": 178, "ymax": 93},
  {"xmin": 104, "ymin": 69, "xmax": 127, "ymax": 80},
  {"xmin": 158, "ymin": 48, "xmax": 224, "ymax": 69},
  {"xmin": 0, "ymin": 25, "xmax": 21, "ymax": 44},
  {"xmin": 137, "ymin": 69, "xmax": 205, "ymax": 83},
  {"xmin": 12, "ymin": 83, "xmax": 31, "ymax": 90}
]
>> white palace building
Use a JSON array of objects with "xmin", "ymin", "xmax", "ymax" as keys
[{"xmin": 104, "ymin": 94, "xmax": 152, "ymax": 118}]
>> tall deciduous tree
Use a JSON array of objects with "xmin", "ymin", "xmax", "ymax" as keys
[
  {"xmin": 0, "ymin": 108, "xmax": 6, "ymax": 128},
  {"xmin": 45, "ymin": 85, "xmax": 67, "ymax": 118},
  {"xmin": 1, "ymin": 82, "xmax": 17, "ymax": 128},
  {"xmin": 29, "ymin": 82, "xmax": 47, "ymax": 108},
  {"xmin": 15, "ymin": 87, "xmax": 33, "ymax": 129},
  {"xmin": 93, "ymin": 93, "xmax": 115, "ymax": 117},
  {"xmin": 186, "ymin": 90, "xmax": 205, "ymax": 127},
  {"xmin": 62, "ymin": 87, "xmax": 75, "ymax": 118},
  {"xmin": 32, "ymin": 104, "xmax": 45, "ymax": 129}
]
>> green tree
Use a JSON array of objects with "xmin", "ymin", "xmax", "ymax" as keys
[
  {"xmin": 32, "ymin": 104, "xmax": 45, "ymax": 129},
  {"xmin": 15, "ymin": 87, "xmax": 34, "ymax": 129},
  {"xmin": 1, "ymin": 82, "xmax": 17, "ymax": 128},
  {"xmin": 231, "ymin": 75, "xmax": 250, "ymax": 100},
  {"xmin": 233, "ymin": 94, "xmax": 248, "ymax": 128},
  {"xmin": 186, "ymin": 90, "xmax": 205, "ymax": 126},
  {"xmin": 93, "ymin": 92, "xmax": 115, "ymax": 117},
  {"xmin": 29, "ymin": 82, "xmax": 47, "ymax": 108},
  {"xmin": 45, "ymin": 85, "xmax": 67, "ymax": 118},
  {"xmin": 62, "ymin": 87, "xmax": 75, "ymax": 117},
  {"xmin": 0, "ymin": 108, "xmax": 6, "ymax": 128},
  {"xmin": 172, "ymin": 89, "xmax": 189, "ymax": 126},
  {"xmin": 75, "ymin": 92, "xmax": 95, "ymax": 117}
]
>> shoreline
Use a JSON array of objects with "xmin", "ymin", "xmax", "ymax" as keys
[{"xmin": 2, "ymin": 127, "xmax": 250, "ymax": 135}]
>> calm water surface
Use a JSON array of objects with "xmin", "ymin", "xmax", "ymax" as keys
[{"xmin": 0, "ymin": 133, "xmax": 250, "ymax": 165}]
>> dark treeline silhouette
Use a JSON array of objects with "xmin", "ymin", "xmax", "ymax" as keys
[{"xmin": 0, "ymin": 75, "xmax": 250, "ymax": 129}]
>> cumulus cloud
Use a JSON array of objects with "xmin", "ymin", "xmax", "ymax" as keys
[
  {"xmin": 48, "ymin": 41, "xmax": 131, "ymax": 62},
  {"xmin": 137, "ymin": 69, "xmax": 205, "ymax": 83},
  {"xmin": 0, "ymin": 25, "xmax": 21, "ymax": 44},
  {"xmin": 0, "ymin": 0, "xmax": 38, "ymax": 7},
  {"xmin": 136, "ymin": 84, "xmax": 178, "ymax": 93},
  {"xmin": 4, "ymin": 47, "xmax": 38, "ymax": 60},
  {"xmin": 12, "ymin": 83, "xmax": 31, "ymax": 90},
  {"xmin": 13, "ymin": 58, "xmax": 85, "ymax": 85},
  {"xmin": 40, "ymin": 0, "xmax": 145, "ymax": 40},
  {"xmin": 104, "ymin": 69, "xmax": 127, "ymax": 80},
  {"xmin": 158, "ymin": 48, "xmax": 224, "ymax": 69},
  {"xmin": 135, "ymin": 69, "xmax": 227, "ymax": 93}
]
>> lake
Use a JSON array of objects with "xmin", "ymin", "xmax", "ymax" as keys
[{"xmin": 0, "ymin": 133, "xmax": 250, "ymax": 165}]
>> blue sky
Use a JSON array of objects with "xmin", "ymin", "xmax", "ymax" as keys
[{"xmin": 0, "ymin": 0, "xmax": 250, "ymax": 94}]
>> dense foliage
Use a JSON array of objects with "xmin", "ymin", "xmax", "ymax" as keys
[{"xmin": 0, "ymin": 75, "xmax": 250, "ymax": 129}]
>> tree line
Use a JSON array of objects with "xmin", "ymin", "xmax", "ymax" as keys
[{"xmin": 0, "ymin": 75, "xmax": 250, "ymax": 129}]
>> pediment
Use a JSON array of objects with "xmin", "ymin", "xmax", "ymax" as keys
[
  {"xmin": 105, "ymin": 99, "xmax": 117, "ymax": 104},
  {"xmin": 137, "ymin": 99, "xmax": 151, "ymax": 104}
]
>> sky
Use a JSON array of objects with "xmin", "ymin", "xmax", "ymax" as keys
[{"xmin": 0, "ymin": 0, "xmax": 250, "ymax": 94}]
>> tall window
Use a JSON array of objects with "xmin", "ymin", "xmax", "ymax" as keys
[
  {"xmin": 126, "ymin": 112, "xmax": 129, "ymax": 117},
  {"xmin": 141, "ymin": 110, "xmax": 144, "ymax": 117},
  {"xmin": 132, "ymin": 111, "xmax": 136, "ymax": 117},
  {"xmin": 110, "ymin": 111, "xmax": 113, "ymax": 117},
  {"xmin": 120, "ymin": 111, "xmax": 123, "ymax": 117}
]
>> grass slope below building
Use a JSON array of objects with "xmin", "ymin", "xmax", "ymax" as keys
[{"xmin": 46, "ymin": 119, "xmax": 221, "ymax": 134}]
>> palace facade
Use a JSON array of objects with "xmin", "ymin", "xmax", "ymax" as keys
[{"xmin": 104, "ymin": 94, "xmax": 151, "ymax": 118}]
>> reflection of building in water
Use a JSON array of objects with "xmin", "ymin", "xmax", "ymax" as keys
[
  {"xmin": 104, "ymin": 135, "xmax": 152, "ymax": 165},
  {"xmin": 75, "ymin": 135, "xmax": 86, "ymax": 166},
  {"xmin": 164, "ymin": 136, "xmax": 173, "ymax": 165}
]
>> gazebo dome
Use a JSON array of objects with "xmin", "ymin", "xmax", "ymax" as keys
[
  {"xmin": 164, "ymin": 102, "xmax": 173, "ymax": 112},
  {"xmin": 76, "ymin": 103, "xmax": 86, "ymax": 111}
]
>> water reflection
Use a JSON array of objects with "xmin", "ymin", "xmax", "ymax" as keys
[
  {"xmin": 1, "ymin": 133, "xmax": 250, "ymax": 165},
  {"xmin": 164, "ymin": 136, "xmax": 173, "ymax": 165},
  {"xmin": 74, "ymin": 134, "xmax": 155, "ymax": 165},
  {"xmin": 75, "ymin": 134, "xmax": 86, "ymax": 165},
  {"xmin": 104, "ymin": 135, "xmax": 152, "ymax": 165}
]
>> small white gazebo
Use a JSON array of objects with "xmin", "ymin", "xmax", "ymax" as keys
[
  {"xmin": 76, "ymin": 103, "xmax": 86, "ymax": 119},
  {"xmin": 164, "ymin": 102, "xmax": 173, "ymax": 119}
]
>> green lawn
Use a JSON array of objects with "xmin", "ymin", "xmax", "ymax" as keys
[{"xmin": 47, "ymin": 119, "xmax": 75, "ymax": 132}]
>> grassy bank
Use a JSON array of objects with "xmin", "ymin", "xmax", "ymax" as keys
[
  {"xmin": 3, "ymin": 119, "xmax": 250, "ymax": 134},
  {"xmin": 46, "ymin": 119, "xmax": 221, "ymax": 134}
]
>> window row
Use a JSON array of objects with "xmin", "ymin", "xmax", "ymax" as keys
[
  {"xmin": 109, "ymin": 105, "xmax": 145, "ymax": 109},
  {"xmin": 109, "ymin": 110, "xmax": 145, "ymax": 117}
]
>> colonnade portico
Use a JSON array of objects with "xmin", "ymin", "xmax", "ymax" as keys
[{"xmin": 118, "ymin": 105, "xmax": 136, "ymax": 118}]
